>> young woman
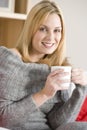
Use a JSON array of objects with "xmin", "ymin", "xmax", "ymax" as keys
[{"xmin": 0, "ymin": 0, "xmax": 87, "ymax": 130}]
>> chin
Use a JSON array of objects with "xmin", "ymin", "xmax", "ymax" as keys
[
  {"xmin": 45, "ymin": 51, "xmax": 55, "ymax": 55},
  {"xmin": 42, "ymin": 48, "xmax": 56, "ymax": 55}
]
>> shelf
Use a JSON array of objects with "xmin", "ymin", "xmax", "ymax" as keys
[
  {"xmin": 0, "ymin": 12, "xmax": 27, "ymax": 20},
  {"xmin": 0, "ymin": 0, "xmax": 28, "ymax": 47}
]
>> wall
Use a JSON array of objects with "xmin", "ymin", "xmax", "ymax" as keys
[{"xmin": 56, "ymin": 0, "xmax": 87, "ymax": 70}]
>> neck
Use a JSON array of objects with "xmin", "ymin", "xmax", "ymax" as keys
[{"xmin": 29, "ymin": 53, "xmax": 45, "ymax": 62}]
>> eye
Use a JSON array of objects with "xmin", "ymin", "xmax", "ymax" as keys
[
  {"xmin": 39, "ymin": 26, "xmax": 47, "ymax": 32},
  {"xmin": 54, "ymin": 28, "xmax": 62, "ymax": 33}
]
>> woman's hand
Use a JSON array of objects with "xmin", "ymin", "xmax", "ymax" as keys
[
  {"xmin": 41, "ymin": 69, "xmax": 70, "ymax": 99},
  {"xmin": 71, "ymin": 68, "xmax": 87, "ymax": 86},
  {"xmin": 33, "ymin": 69, "xmax": 70, "ymax": 107}
]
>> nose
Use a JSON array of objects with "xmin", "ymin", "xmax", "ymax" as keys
[{"xmin": 46, "ymin": 31, "xmax": 55, "ymax": 41}]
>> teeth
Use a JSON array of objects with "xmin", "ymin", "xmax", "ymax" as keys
[{"xmin": 42, "ymin": 42, "xmax": 54, "ymax": 47}]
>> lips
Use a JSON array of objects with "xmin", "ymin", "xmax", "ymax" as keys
[{"xmin": 42, "ymin": 42, "xmax": 54, "ymax": 48}]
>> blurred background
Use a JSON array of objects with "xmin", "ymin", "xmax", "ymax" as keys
[
  {"xmin": 0, "ymin": 0, "xmax": 87, "ymax": 69},
  {"xmin": 56, "ymin": 0, "xmax": 87, "ymax": 70}
]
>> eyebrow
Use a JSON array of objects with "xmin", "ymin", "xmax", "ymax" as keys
[{"xmin": 40, "ymin": 24, "xmax": 62, "ymax": 29}]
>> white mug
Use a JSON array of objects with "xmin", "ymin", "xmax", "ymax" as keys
[{"xmin": 51, "ymin": 66, "xmax": 72, "ymax": 88}]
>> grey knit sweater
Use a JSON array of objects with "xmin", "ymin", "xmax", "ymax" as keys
[{"xmin": 0, "ymin": 46, "xmax": 87, "ymax": 130}]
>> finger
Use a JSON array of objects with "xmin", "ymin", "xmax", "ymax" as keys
[
  {"xmin": 57, "ymin": 72, "xmax": 70, "ymax": 78},
  {"xmin": 71, "ymin": 74, "xmax": 81, "ymax": 79},
  {"xmin": 50, "ymin": 69, "xmax": 64, "ymax": 76},
  {"xmin": 71, "ymin": 68, "xmax": 83, "ymax": 76},
  {"xmin": 57, "ymin": 79, "xmax": 70, "ymax": 84},
  {"xmin": 51, "ymin": 72, "xmax": 70, "ymax": 81},
  {"xmin": 72, "ymin": 68, "xmax": 83, "ymax": 72},
  {"xmin": 71, "ymin": 76, "xmax": 83, "ymax": 84}
]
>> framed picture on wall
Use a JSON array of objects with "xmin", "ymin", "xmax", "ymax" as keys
[
  {"xmin": 27, "ymin": 0, "xmax": 40, "ymax": 13},
  {"xmin": 0, "ymin": 0, "xmax": 15, "ymax": 13}
]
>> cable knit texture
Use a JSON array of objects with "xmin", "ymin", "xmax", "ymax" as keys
[{"xmin": 0, "ymin": 46, "xmax": 87, "ymax": 130}]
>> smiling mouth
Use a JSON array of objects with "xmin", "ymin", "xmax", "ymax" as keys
[{"xmin": 42, "ymin": 42, "xmax": 54, "ymax": 48}]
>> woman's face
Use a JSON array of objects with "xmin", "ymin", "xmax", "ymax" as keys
[{"xmin": 30, "ymin": 13, "xmax": 62, "ymax": 61}]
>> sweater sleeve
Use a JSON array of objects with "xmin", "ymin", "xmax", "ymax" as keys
[
  {"xmin": 0, "ymin": 46, "xmax": 50, "ymax": 127},
  {"xmin": 47, "ymin": 84, "xmax": 87, "ymax": 129},
  {"xmin": 0, "ymin": 94, "xmax": 39, "ymax": 126},
  {"xmin": 0, "ymin": 63, "xmax": 40, "ymax": 126}
]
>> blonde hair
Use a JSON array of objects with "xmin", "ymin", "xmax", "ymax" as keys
[{"xmin": 16, "ymin": 0, "xmax": 69, "ymax": 66}]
